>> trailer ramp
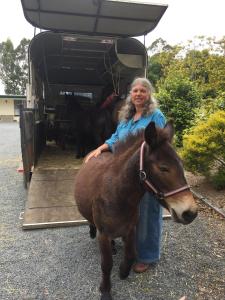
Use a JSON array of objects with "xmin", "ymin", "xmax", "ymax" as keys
[
  {"xmin": 22, "ymin": 144, "xmax": 87, "ymax": 229},
  {"xmin": 22, "ymin": 143, "xmax": 170, "ymax": 229}
]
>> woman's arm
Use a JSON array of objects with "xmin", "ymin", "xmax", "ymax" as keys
[
  {"xmin": 84, "ymin": 143, "xmax": 109, "ymax": 163},
  {"xmin": 152, "ymin": 109, "xmax": 166, "ymax": 128},
  {"xmin": 104, "ymin": 123, "xmax": 121, "ymax": 150}
]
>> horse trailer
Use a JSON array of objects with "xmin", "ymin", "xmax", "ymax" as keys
[{"xmin": 20, "ymin": 0, "xmax": 167, "ymax": 229}]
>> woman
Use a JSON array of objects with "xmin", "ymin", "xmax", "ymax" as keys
[{"xmin": 85, "ymin": 77, "xmax": 166, "ymax": 273}]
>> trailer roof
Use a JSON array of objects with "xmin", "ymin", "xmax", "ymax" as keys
[{"xmin": 21, "ymin": 0, "xmax": 167, "ymax": 37}]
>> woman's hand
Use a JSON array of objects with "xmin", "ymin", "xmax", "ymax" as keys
[
  {"xmin": 84, "ymin": 143, "xmax": 109, "ymax": 163},
  {"xmin": 84, "ymin": 148, "xmax": 102, "ymax": 163}
]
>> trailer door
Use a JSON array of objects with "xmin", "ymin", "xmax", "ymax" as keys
[
  {"xmin": 21, "ymin": 0, "xmax": 167, "ymax": 37},
  {"xmin": 20, "ymin": 108, "xmax": 34, "ymax": 188}
]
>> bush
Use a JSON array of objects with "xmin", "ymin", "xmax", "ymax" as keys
[
  {"xmin": 157, "ymin": 76, "xmax": 201, "ymax": 146},
  {"xmin": 181, "ymin": 110, "xmax": 225, "ymax": 189},
  {"xmin": 191, "ymin": 92, "xmax": 225, "ymax": 125},
  {"xmin": 211, "ymin": 167, "xmax": 225, "ymax": 190}
]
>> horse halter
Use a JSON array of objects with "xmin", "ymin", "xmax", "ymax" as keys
[{"xmin": 139, "ymin": 141, "xmax": 190, "ymax": 200}]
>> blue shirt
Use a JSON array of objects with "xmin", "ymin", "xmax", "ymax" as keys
[{"xmin": 105, "ymin": 108, "xmax": 166, "ymax": 151}]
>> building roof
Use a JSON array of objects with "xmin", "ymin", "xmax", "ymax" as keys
[{"xmin": 0, "ymin": 95, "xmax": 26, "ymax": 100}]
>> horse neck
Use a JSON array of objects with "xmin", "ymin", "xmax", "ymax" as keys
[{"xmin": 113, "ymin": 142, "xmax": 144, "ymax": 208}]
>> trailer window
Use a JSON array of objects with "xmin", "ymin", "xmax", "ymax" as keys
[
  {"xmin": 73, "ymin": 92, "xmax": 93, "ymax": 99},
  {"xmin": 59, "ymin": 91, "xmax": 93, "ymax": 99}
]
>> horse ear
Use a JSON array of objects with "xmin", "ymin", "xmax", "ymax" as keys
[
  {"xmin": 144, "ymin": 121, "xmax": 158, "ymax": 148},
  {"xmin": 164, "ymin": 120, "xmax": 174, "ymax": 142}
]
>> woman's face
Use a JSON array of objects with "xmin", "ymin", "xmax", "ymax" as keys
[{"xmin": 130, "ymin": 84, "xmax": 149, "ymax": 108}]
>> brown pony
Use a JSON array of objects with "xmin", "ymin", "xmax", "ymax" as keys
[{"xmin": 74, "ymin": 121, "xmax": 198, "ymax": 300}]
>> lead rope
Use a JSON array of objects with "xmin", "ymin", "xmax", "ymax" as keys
[{"xmin": 139, "ymin": 142, "xmax": 159, "ymax": 195}]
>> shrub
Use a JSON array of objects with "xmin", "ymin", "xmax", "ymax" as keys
[
  {"xmin": 211, "ymin": 167, "xmax": 225, "ymax": 190},
  {"xmin": 181, "ymin": 110, "xmax": 225, "ymax": 189},
  {"xmin": 191, "ymin": 92, "xmax": 225, "ymax": 125},
  {"xmin": 157, "ymin": 76, "xmax": 201, "ymax": 146}
]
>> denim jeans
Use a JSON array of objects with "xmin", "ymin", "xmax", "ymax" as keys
[{"xmin": 136, "ymin": 192, "xmax": 163, "ymax": 263}]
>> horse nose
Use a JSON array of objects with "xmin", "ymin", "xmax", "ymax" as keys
[{"xmin": 182, "ymin": 210, "xmax": 198, "ymax": 224}]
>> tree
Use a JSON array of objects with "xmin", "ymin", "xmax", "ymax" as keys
[
  {"xmin": 147, "ymin": 37, "xmax": 225, "ymax": 146},
  {"xmin": 181, "ymin": 49, "xmax": 225, "ymax": 99},
  {"xmin": 0, "ymin": 38, "xmax": 30, "ymax": 95},
  {"xmin": 147, "ymin": 39, "xmax": 180, "ymax": 88},
  {"xmin": 147, "ymin": 36, "xmax": 225, "ymax": 100},
  {"xmin": 191, "ymin": 92, "xmax": 225, "ymax": 127},
  {"xmin": 182, "ymin": 36, "xmax": 225, "ymax": 56},
  {"xmin": 147, "ymin": 38, "xmax": 173, "ymax": 56},
  {"xmin": 156, "ymin": 74, "xmax": 201, "ymax": 145}
]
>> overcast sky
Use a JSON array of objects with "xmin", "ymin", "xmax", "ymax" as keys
[{"xmin": 0, "ymin": 0, "xmax": 224, "ymax": 93}]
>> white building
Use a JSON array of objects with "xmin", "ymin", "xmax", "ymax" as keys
[{"xmin": 0, "ymin": 95, "xmax": 26, "ymax": 122}]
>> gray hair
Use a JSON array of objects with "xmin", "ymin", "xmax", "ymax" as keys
[{"xmin": 118, "ymin": 77, "xmax": 157, "ymax": 122}]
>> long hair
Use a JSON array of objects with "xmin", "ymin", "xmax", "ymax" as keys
[{"xmin": 118, "ymin": 77, "xmax": 157, "ymax": 122}]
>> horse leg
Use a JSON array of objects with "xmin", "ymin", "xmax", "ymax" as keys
[
  {"xmin": 98, "ymin": 233, "xmax": 113, "ymax": 300},
  {"xmin": 93, "ymin": 129, "xmax": 104, "ymax": 148},
  {"xmin": 119, "ymin": 227, "xmax": 136, "ymax": 279},
  {"xmin": 89, "ymin": 224, "xmax": 96, "ymax": 239},
  {"xmin": 111, "ymin": 240, "xmax": 117, "ymax": 255},
  {"xmin": 81, "ymin": 135, "xmax": 88, "ymax": 157},
  {"xmin": 76, "ymin": 134, "xmax": 82, "ymax": 158},
  {"xmin": 60, "ymin": 133, "xmax": 66, "ymax": 150}
]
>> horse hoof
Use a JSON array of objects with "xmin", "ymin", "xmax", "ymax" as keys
[
  {"xmin": 100, "ymin": 293, "xmax": 113, "ymax": 300},
  {"xmin": 119, "ymin": 270, "xmax": 129, "ymax": 280},
  {"xmin": 89, "ymin": 224, "xmax": 96, "ymax": 239},
  {"xmin": 119, "ymin": 265, "xmax": 130, "ymax": 280}
]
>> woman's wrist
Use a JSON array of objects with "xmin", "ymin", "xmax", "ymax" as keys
[
  {"xmin": 97, "ymin": 147, "xmax": 102, "ymax": 154},
  {"xmin": 99, "ymin": 143, "xmax": 109, "ymax": 152}
]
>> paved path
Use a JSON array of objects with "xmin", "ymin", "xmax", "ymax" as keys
[{"xmin": 0, "ymin": 122, "xmax": 224, "ymax": 300}]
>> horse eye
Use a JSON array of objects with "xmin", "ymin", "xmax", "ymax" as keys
[{"xmin": 159, "ymin": 165, "xmax": 169, "ymax": 172}]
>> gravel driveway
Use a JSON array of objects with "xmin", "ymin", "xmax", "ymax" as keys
[{"xmin": 0, "ymin": 122, "xmax": 224, "ymax": 300}]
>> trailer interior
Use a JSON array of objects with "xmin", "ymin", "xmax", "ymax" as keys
[{"xmin": 20, "ymin": 0, "xmax": 168, "ymax": 228}]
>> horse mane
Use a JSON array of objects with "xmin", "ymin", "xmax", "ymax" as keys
[
  {"xmin": 113, "ymin": 124, "xmax": 171, "ymax": 156},
  {"xmin": 113, "ymin": 130, "xmax": 144, "ymax": 156}
]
